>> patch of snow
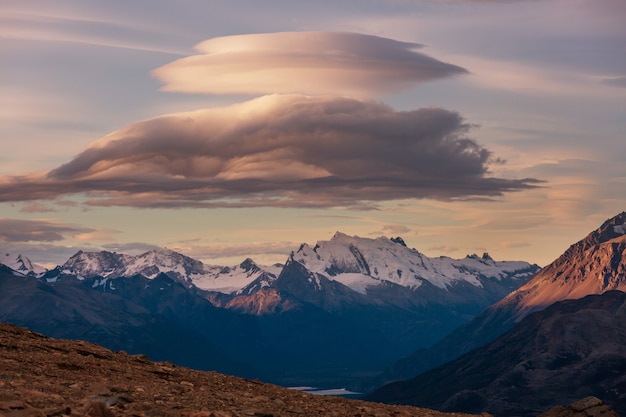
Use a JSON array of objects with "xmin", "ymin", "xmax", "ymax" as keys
[
  {"xmin": 332, "ymin": 273, "xmax": 381, "ymax": 294},
  {"xmin": 614, "ymin": 223, "xmax": 626, "ymax": 235},
  {"xmin": 289, "ymin": 387, "xmax": 361, "ymax": 396}
]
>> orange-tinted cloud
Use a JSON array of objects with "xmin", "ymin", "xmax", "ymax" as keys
[
  {"xmin": 152, "ymin": 31, "xmax": 467, "ymax": 97},
  {"xmin": 0, "ymin": 95, "xmax": 540, "ymax": 209}
]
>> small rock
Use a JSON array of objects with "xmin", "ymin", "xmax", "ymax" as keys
[
  {"xmin": 539, "ymin": 397, "xmax": 619, "ymax": 417},
  {"xmin": 0, "ymin": 401, "xmax": 25, "ymax": 411},
  {"xmin": 569, "ymin": 397, "xmax": 604, "ymax": 412},
  {"xmin": 189, "ymin": 412, "xmax": 212, "ymax": 417},
  {"xmin": 84, "ymin": 401, "xmax": 115, "ymax": 417},
  {"xmin": 208, "ymin": 412, "xmax": 231, "ymax": 417}
]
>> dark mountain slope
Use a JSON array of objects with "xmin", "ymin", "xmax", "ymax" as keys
[
  {"xmin": 0, "ymin": 271, "xmax": 254, "ymax": 377},
  {"xmin": 366, "ymin": 290, "xmax": 626, "ymax": 417}
]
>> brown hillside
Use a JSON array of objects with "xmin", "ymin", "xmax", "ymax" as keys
[{"xmin": 0, "ymin": 322, "xmax": 478, "ymax": 417}]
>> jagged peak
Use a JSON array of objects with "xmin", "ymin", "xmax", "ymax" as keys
[
  {"xmin": 569, "ymin": 211, "xmax": 626, "ymax": 253},
  {"xmin": 68, "ymin": 249, "xmax": 118, "ymax": 259},
  {"xmin": 593, "ymin": 211, "xmax": 626, "ymax": 237},
  {"xmin": 239, "ymin": 258, "xmax": 259, "ymax": 272},
  {"xmin": 390, "ymin": 237, "xmax": 407, "ymax": 247},
  {"xmin": 143, "ymin": 247, "xmax": 184, "ymax": 257},
  {"xmin": 331, "ymin": 231, "xmax": 351, "ymax": 240}
]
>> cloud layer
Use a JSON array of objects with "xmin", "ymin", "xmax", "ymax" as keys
[
  {"xmin": 152, "ymin": 31, "xmax": 467, "ymax": 96},
  {"xmin": 0, "ymin": 95, "xmax": 540, "ymax": 208}
]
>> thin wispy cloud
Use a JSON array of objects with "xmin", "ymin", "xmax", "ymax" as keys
[
  {"xmin": 0, "ymin": 218, "xmax": 93, "ymax": 242},
  {"xmin": 19, "ymin": 202, "xmax": 57, "ymax": 213},
  {"xmin": 169, "ymin": 241, "xmax": 296, "ymax": 262},
  {"xmin": 101, "ymin": 242, "xmax": 162, "ymax": 254},
  {"xmin": 0, "ymin": 7, "xmax": 187, "ymax": 55},
  {"xmin": 602, "ymin": 76, "xmax": 626, "ymax": 88},
  {"xmin": 152, "ymin": 31, "xmax": 468, "ymax": 96},
  {"xmin": 0, "ymin": 95, "xmax": 540, "ymax": 209}
]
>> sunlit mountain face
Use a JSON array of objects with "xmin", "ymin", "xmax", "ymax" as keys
[{"xmin": 368, "ymin": 212, "xmax": 626, "ymax": 412}]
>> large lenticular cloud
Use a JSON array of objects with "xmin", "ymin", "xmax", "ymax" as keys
[
  {"xmin": 0, "ymin": 95, "xmax": 540, "ymax": 208},
  {"xmin": 152, "ymin": 32, "xmax": 468, "ymax": 96}
]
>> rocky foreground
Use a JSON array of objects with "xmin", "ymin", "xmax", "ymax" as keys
[
  {"xmin": 0, "ymin": 323, "xmax": 480, "ymax": 417},
  {"xmin": 0, "ymin": 322, "xmax": 618, "ymax": 417}
]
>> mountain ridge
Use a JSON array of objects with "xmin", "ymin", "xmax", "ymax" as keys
[
  {"xmin": 2, "ymin": 232, "xmax": 539, "ymax": 316},
  {"xmin": 372, "ymin": 211, "xmax": 626, "ymax": 390}
]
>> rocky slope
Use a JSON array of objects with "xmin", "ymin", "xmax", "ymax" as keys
[
  {"xmin": 366, "ymin": 290, "xmax": 626, "ymax": 417},
  {"xmin": 378, "ymin": 212, "xmax": 626, "ymax": 385},
  {"xmin": 0, "ymin": 321, "xmax": 483, "ymax": 417}
]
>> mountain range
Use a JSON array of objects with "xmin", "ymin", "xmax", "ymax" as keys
[{"xmin": 0, "ymin": 232, "xmax": 538, "ymax": 388}]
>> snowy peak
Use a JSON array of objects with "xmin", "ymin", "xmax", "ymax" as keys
[
  {"xmin": 128, "ymin": 248, "xmax": 211, "ymax": 285},
  {"xmin": 292, "ymin": 233, "xmax": 539, "ymax": 293},
  {"xmin": 62, "ymin": 250, "xmax": 132, "ymax": 278},
  {"xmin": 0, "ymin": 252, "xmax": 46, "ymax": 276},
  {"xmin": 239, "ymin": 258, "xmax": 261, "ymax": 273},
  {"xmin": 390, "ymin": 237, "xmax": 407, "ymax": 247}
]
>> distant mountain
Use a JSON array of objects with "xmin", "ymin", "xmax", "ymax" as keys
[
  {"xmin": 50, "ymin": 248, "xmax": 281, "ymax": 292},
  {"xmin": 0, "ymin": 252, "xmax": 45, "ymax": 277},
  {"xmin": 218, "ymin": 232, "xmax": 538, "ymax": 315},
  {"xmin": 293, "ymin": 232, "xmax": 535, "ymax": 293},
  {"xmin": 365, "ymin": 290, "xmax": 626, "ymax": 417},
  {"xmin": 0, "ymin": 232, "xmax": 539, "ymax": 388},
  {"xmin": 375, "ymin": 212, "xmax": 626, "ymax": 388}
]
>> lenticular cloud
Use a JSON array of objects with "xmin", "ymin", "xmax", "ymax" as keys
[
  {"xmin": 0, "ymin": 95, "xmax": 540, "ymax": 208},
  {"xmin": 152, "ymin": 32, "xmax": 468, "ymax": 97}
]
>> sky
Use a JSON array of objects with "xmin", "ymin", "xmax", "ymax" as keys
[{"xmin": 1, "ymin": 0, "xmax": 625, "ymax": 268}]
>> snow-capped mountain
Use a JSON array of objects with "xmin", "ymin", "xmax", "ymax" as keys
[
  {"xmin": 46, "ymin": 233, "xmax": 537, "ymax": 299},
  {"xmin": 56, "ymin": 248, "xmax": 280, "ymax": 292},
  {"xmin": 0, "ymin": 252, "xmax": 46, "ymax": 277},
  {"xmin": 292, "ymin": 232, "xmax": 537, "ymax": 293}
]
